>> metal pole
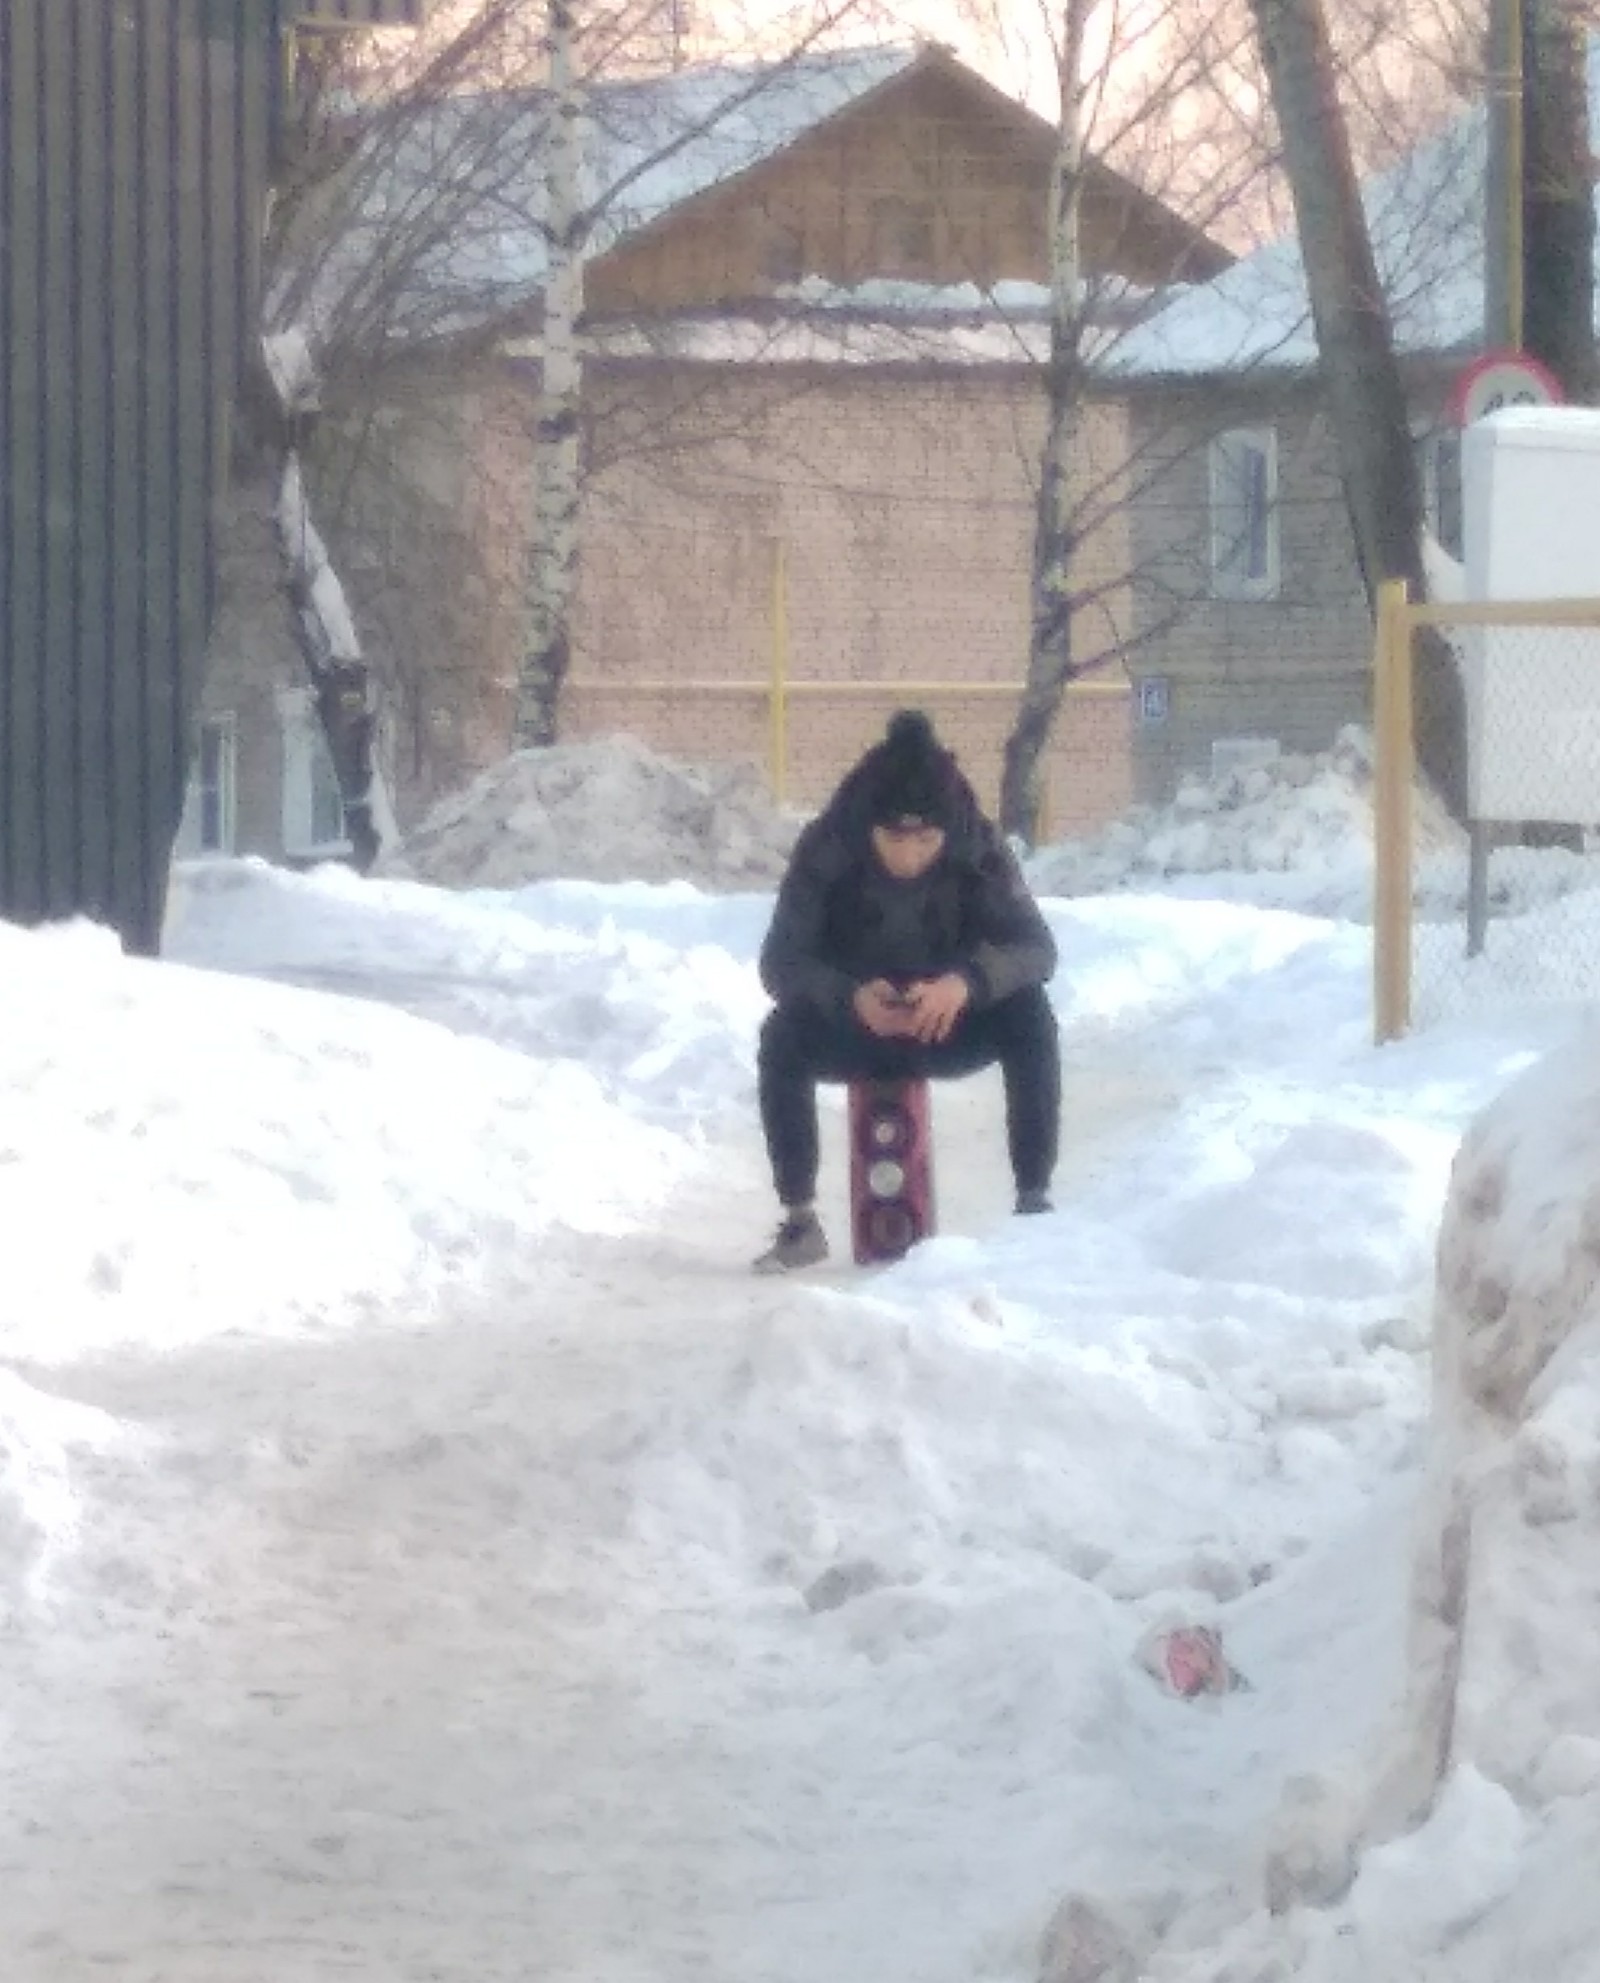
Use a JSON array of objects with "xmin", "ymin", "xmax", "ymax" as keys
[
  {"xmin": 1508, "ymin": 0, "xmax": 1525, "ymax": 349},
  {"xmin": 769, "ymin": 538, "xmax": 789, "ymax": 806},
  {"xmin": 1487, "ymin": 0, "xmax": 1526, "ymax": 349},
  {"xmin": 1466, "ymin": 822, "xmax": 1492, "ymax": 956}
]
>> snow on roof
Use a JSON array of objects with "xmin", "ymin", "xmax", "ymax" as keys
[
  {"xmin": 582, "ymin": 44, "xmax": 920, "ymax": 250},
  {"xmin": 304, "ymin": 43, "xmax": 923, "ymax": 343},
  {"xmin": 577, "ymin": 306, "xmax": 1050, "ymax": 368},
  {"xmin": 777, "ymin": 275, "xmax": 1055, "ymax": 317},
  {"xmin": 1113, "ymin": 113, "xmax": 1487, "ymax": 379},
  {"xmin": 1114, "ymin": 41, "xmax": 1600, "ymax": 382}
]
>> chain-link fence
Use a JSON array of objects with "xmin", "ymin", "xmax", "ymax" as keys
[
  {"xmin": 1374, "ymin": 585, "xmax": 1600, "ymax": 1041},
  {"xmin": 568, "ymin": 520, "xmax": 1133, "ymax": 837}
]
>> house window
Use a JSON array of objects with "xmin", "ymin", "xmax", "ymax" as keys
[
  {"xmin": 869, "ymin": 196, "xmax": 935, "ymax": 276},
  {"xmin": 1209, "ymin": 426, "xmax": 1279, "ymax": 600},
  {"xmin": 175, "ymin": 716, "xmax": 237, "ymax": 856},
  {"xmin": 278, "ymin": 687, "xmax": 351, "ymax": 858},
  {"xmin": 1415, "ymin": 425, "xmax": 1463, "ymax": 558}
]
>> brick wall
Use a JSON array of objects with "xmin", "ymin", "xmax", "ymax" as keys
[
  {"xmin": 203, "ymin": 356, "xmax": 1141, "ymax": 862},
  {"xmin": 557, "ymin": 363, "xmax": 1134, "ymax": 835}
]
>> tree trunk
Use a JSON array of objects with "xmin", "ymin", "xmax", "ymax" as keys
[
  {"xmin": 514, "ymin": 0, "xmax": 586, "ymax": 750},
  {"xmin": 1249, "ymin": 0, "xmax": 1467, "ymax": 821},
  {"xmin": 277, "ymin": 453, "xmax": 385, "ymax": 872},
  {"xmin": 253, "ymin": 336, "xmax": 390, "ymax": 871},
  {"xmin": 1000, "ymin": 2, "xmax": 1088, "ymax": 846},
  {"xmin": 1522, "ymin": 0, "xmax": 1598, "ymax": 402}
]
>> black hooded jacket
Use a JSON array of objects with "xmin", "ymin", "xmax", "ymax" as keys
[{"xmin": 758, "ymin": 757, "xmax": 1057, "ymax": 1019}]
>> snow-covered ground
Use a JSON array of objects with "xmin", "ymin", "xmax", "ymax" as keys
[{"xmin": 5, "ymin": 763, "xmax": 1600, "ymax": 1979}]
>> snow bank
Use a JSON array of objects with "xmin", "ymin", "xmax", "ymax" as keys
[
  {"xmin": 1120, "ymin": 1029, "xmax": 1600, "ymax": 1980},
  {"xmin": 1376, "ymin": 1036, "xmax": 1600, "ymax": 1836},
  {"xmin": 1028, "ymin": 727, "xmax": 1462, "ymax": 912},
  {"xmin": 168, "ymin": 857, "xmax": 771, "ymax": 1122},
  {"xmin": 384, "ymin": 735, "xmax": 800, "ymax": 890},
  {"xmin": 0, "ymin": 917, "xmax": 690, "ymax": 1359}
]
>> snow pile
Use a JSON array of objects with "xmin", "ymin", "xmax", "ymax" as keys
[
  {"xmin": 1028, "ymin": 727, "xmax": 1447, "ymax": 909},
  {"xmin": 1026, "ymin": 726, "xmax": 1600, "ymax": 932},
  {"xmin": 385, "ymin": 734, "xmax": 800, "ymax": 890}
]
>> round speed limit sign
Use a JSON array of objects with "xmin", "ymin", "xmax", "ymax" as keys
[{"xmin": 1448, "ymin": 349, "xmax": 1564, "ymax": 426}]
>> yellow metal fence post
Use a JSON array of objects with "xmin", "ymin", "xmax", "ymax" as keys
[
  {"xmin": 1373, "ymin": 578, "xmax": 1415, "ymax": 1044},
  {"xmin": 769, "ymin": 538, "xmax": 789, "ymax": 806}
]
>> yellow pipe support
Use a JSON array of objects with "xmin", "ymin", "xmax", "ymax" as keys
[
  {"xmin": 575, "ymin": 678, "xmax": 1135, "ymax": 698},
  {"xmin": 1371, "ymin": 592, "xmax": 1391, "ymax": 1044},
  {"xmin": 1373, "ymin": 578, "xmax": 1413, "ymax": 1044},
  {"xmin": 1406, "ymin": 596, "xmax": 1600, "ymax": 628}
]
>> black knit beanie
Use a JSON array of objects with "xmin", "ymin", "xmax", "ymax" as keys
[{"xmin": 866, "ymin": 710, "xmax": 956, "ymax": 829}]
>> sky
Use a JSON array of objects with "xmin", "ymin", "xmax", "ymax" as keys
[{"xmin": 5, "ymin": 741, "xmax": 1600, "ymax": 1978}]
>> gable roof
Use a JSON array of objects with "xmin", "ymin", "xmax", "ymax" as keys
[
  {"xmin": 1115, "ymin": 40, "xmax": 1600, "ymax": 382},
  {"xmin": 297, "ymin": 41, "xmax": 1229, "ymax": 348},
  {"xmin": 586, "ymin": 42, "xmax": 1232, "ymax": 282},
  {"xmin": 359, "ymin": 44, "xmax": 928, "ymax": 313}
]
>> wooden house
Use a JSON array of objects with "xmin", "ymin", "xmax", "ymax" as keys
[{"xmin": 193, "ymin": 40, "xmax": 1234, "ymax": 863}]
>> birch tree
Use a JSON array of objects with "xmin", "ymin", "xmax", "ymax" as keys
[
  {"xmin": 517, "ymin": 0, "xmax": 586, "ymax": 748},
  {"xmin": 261, "ymin": 330, "xmax": 393, "ymax": 869},
  {"xmin": 974, "ymin": 0, "xmax": 1263, "ymax": 841},
  {"xmin": 258, "ymin": 0, "xmax": 554, "ymax": 865},
  {"xmin": 998, "ymin": 0, "xmax": 1089, "ymax": 841},
  {"xmin": 265, "ymin": 0, "xmax": 881, "ymax": 809}
]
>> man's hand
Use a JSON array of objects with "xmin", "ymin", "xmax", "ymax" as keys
[
  {"xmin": 902, "ymin": 973, "xmax": 970, "ymax": 1044},
  {"xmin": 853, "ymin": 979, "xmax": 918, "ymax": 1038}
]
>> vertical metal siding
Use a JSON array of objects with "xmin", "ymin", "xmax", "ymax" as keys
[{"xmin": 0, "ymin": 0, "xmax": 274, "ymax": 951}]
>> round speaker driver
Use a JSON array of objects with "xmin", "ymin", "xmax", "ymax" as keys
[
  {"xmin": 867, "ymin": 1203, "xmax": 916, "ymax": 1254},
  {"xmin": 868, "ymin": 1108, "xmax": 911, "ymax": 1156}
]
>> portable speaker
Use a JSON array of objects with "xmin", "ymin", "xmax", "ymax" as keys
[{"xmin": 848, "ymin": 1078, "xmax": 935, "ymax": 1264}]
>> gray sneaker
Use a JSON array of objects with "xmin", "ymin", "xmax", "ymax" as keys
[
  {"xmin": 753, "ymin": 1212, "xmax": 829, "ymax": 1274},
  {"xmin": 1015, "ymin": 1188, "xmax": 1054, "ymax": 1216}
]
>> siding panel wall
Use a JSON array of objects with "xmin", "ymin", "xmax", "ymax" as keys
[{"xmin": 0, "ymin": 0, "xmax": 273, "ymax": 950}]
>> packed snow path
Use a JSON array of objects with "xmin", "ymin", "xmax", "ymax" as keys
[
  {"xmin": 19, "ymin": 1066, "xmax": 1195, "ymax": 1981},
  {"xmin": 7, "ymin": 856, "xmax": 1537, "ymax": 1980},
  {"xmin": 14, "ymin": 1050, "xmax": 1421, "ymax": 1983}
]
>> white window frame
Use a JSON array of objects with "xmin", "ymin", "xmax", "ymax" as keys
[
  {"xmin": 175, "ymin": 714, "xmax": 238, "ymax": 857},
  {"xmin": 1209, "ymin": 425, "xmax": 1280, "ymax": 601},
  {"xmin": 277, "ymin": 686, "xmax": 352, "ymax": 860}
]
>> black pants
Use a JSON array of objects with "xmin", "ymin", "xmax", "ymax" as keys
[{"xmin": 757, "ymin": 985, "xmax": 1060, "ymax": 1207}]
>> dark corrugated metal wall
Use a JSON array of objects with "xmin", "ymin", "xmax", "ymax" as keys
[{"xmin": 0, "ymin": 0, "xmax": 276, "ymax": 953}]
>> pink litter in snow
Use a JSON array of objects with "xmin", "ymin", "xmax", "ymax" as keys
[{"xmin": 1138, "ymin": 1624, "xmax": 1247, "ymax": 1699}]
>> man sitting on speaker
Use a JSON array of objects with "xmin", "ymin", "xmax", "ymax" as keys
[{"xmin": 753, "ymin": 708, "xmax": 1060, "ymax": 1273}]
